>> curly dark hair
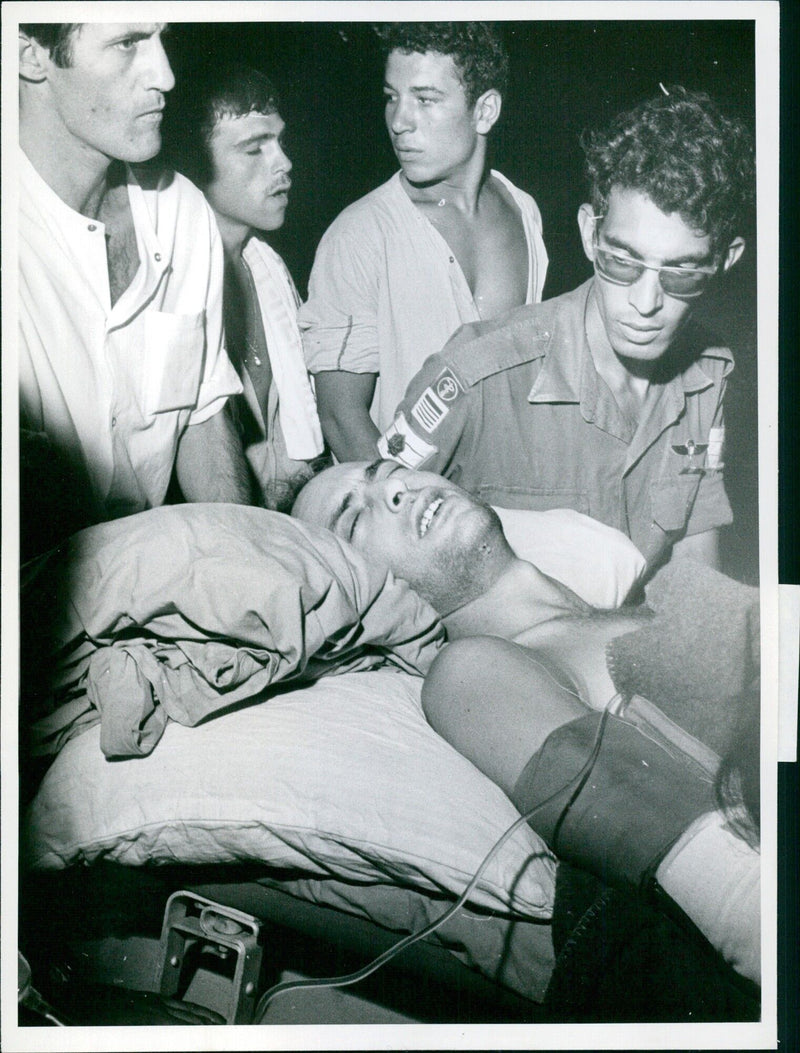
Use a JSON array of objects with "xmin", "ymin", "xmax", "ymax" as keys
[
  {"xmin": 20, "ymin": 24, "xmax": 81, "ymax": 67},
  {"xmin": 373, "ymin": 22, "xmax": 509, "ymax": 105},
  {"xmin": 582, "ymin": 86, "xmax": 755, "ymax": 253},
  {"xmin": 161, "ymin": 63, "xmax": 280, "ymax": 190}
]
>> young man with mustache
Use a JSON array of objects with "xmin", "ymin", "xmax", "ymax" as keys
[
  {"xmin": 164, "ymin": 62, "xmax": 328, "ymax": 512},
  {"xmin": 292, "ymin": 459, "xmax": 761, "ymax": 994}
]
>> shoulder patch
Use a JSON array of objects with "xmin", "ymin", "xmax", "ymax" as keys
[
  {"xmin": 410, "ymin": 367, "xmax": 465, "ymax": 433},
  {"xmin": 378, "ymin": 412, "xmax": 438, "ymax": 469},
  {"xmin": 443, "ymin": 306, "xmax": 551, "ymax": 388}
]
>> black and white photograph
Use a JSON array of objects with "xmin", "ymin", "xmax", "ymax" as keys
[{"xmin": 1, "ymin": 2, "xmax": 789, "ymax": 1049}]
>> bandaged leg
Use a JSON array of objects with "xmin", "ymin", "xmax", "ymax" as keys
[
  {"xmin": 511, "ymin": 708, "xmax": 760, "ymax": 983},
  {"xmin": 510, "ymin": 709, "xmax": 718, "ymax": 889},
  {"xmin": 656, "ymin": 811, "xmax": 760, "ymax": 984}
]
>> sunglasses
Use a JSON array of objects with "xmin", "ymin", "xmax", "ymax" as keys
[{"xmin": 591, "ymin": 221, "xmax": 719, "ymax": 299}]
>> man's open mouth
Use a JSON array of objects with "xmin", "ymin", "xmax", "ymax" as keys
[{"xmin": 419, "ymin": 497, "xmax": 443, "ymax": 538}]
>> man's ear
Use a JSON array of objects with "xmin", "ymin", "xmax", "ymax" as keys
[
  {"xmin": 721, "ymin": 236, "xmax": 746, "ymax": 273},
  {"xmin": 19, "ymin": 31, "xmax": 50, "ymax": 83},
  {"xmin": 473, "ymin": 89, "xmax": 502, "ymax": 135},
  {"xmin": 577, "ymin": 203, "xmax": 597, "ymax": 263}
]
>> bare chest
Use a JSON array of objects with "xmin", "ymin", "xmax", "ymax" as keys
[
  {"xmin": 515, "ymin": 614, "xmax": 646, "ymax": 711},
  {"xmin": 420, "ymin": 186, "xmax": 529, "ymax": 318},
  {"xmin": 97, "ymin": 186, "xmax": 140, "ymax": 308},
  {"xmin": 106, "ymin": 224, "xmax": 140, "ymax": 307}
]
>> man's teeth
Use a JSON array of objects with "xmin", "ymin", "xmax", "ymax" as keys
[{"xmin": 419, "ymin": 498, "xmax": 443, "ymax": 537}]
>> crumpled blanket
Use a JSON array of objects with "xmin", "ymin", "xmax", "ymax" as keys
[
  {"xmin": 606, "ymin": 559, "xmax": 760, "ymax": 756},
  {"xmin": 21, "ymin": 503, "xmax": 444, "ymax": 759}
]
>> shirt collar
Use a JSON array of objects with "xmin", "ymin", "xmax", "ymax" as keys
[
  {"xmin": 527, "ymin": 280, "xmax": 593, "ymax": 404},
  {"xmin": 19, "ymin": 145, "xmax": 105, "ymax": 238},
  {"xmin": 527, "ymin": 278, "xmax": 733, "ymax": 408}
]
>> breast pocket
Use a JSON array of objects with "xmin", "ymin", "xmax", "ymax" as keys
[
  {"xmin": 650, "ymin": 451, "xmax": 704, "ymax": 534},
  {"xmin": 142, "ymin": 310, "xmax": 206, "ymax": 415}
]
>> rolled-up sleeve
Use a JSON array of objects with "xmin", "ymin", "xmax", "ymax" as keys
[
  {"xmin": 299, "ymin": 224, "xmax": 381, "ymax": 375},
  {"xmin": 378, "ymin": 349, "xmax": 477, "ymax": 478}
]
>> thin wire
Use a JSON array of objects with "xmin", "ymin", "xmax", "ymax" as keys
[{"xmin": 253, "ymin": 707, "xmax": 611, "ymax": 1023}]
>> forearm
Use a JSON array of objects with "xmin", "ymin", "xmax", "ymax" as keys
[
  {"xmin": 175, "ymin": 404, "xmax": 254, "ymax": 505},
  {"xmin": 314, "ymin": 371, "xmax": 380, "ymax": 462}
]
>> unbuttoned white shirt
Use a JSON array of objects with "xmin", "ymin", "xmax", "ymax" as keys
[
  {"xmin": 19, "ymin": 149, "xmax": 242, "ymax": 520},
  {"xmin": 300, "ymin": 170, "xmax": 548, "ymax": 430}
]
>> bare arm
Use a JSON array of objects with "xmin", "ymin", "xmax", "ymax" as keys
[
  {"xmin": 175, "ymin": 404, "xmax": 254, "ymax": 505},
  {"xmin": 422, "ymin": 636, "xmax": 587, "ymax": 795},
  {"xmin": 671, "ymin": 528, "xmax": 721, "ymax": 570},
  {"xmin": 314, "ymin": 371, "xmax": 381, "ymax": 462}
]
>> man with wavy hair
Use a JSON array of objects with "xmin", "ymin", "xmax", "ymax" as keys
[
  {"xmin": 299, "ymin": 22, "xmax": 548, "ymax": 460},
  {"xmin": 380, "ymin": 87, "xmax": 754, "ymax": 576}
]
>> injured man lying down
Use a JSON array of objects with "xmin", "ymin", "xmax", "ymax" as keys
[
  {"xmin": 292, "ymin": 459, "xmax": 761, "ymax": 988},
  {"xmin": 20, "ymin": 459, "xmax": 760, "ymax": 1021}
]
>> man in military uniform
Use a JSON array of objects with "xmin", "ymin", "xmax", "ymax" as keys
[{"xmin": 378, "ymin": 87, "xmax": 754, "ymax": 575}]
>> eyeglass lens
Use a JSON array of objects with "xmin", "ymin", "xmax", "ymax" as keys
[{"xmin": 594, "ymin": 248, "xmax": 712, "ymax": 296}]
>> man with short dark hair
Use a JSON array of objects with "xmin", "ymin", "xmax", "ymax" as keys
[
  {"xmin": 379, "ymin": 87, "xmax": 754, "ymax": 575},
  {"xmin": 299, "ymin": 22, "xmax": 548, "ymax": 460},
  {"xmin": 18, "ymin": 23, "xmax": 252, "ymax": 554},
  {"xmin": 163, "ymin": 63, "xmax": 327, "ymax": 512}
]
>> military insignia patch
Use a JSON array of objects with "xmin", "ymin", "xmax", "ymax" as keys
[
  {"xmin": 386, "ymin": 433, "xmax": 406, "ymax": 456},
  {"xmin": 435, "ymin": 372, "xmax": 460, "ymax": 402},
  {"xmin": 410, "ymin": 368, "xmax": 464, "ymax": 432},
  {"xmin": 706, "ymin": 426, "xmax": 725, "ymax": 470},
  {"xmin": 378, "ymin": 412, "xmax": 438, "ymax": 468},
  {"xmin": 411, "ymin": 387, "xmax": 447, "ymax": 433}
]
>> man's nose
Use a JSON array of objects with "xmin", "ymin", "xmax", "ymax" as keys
[
  {"xmin": 628, "ymin": 267, "xmax": 663, "ymax": 315},
  {"xmin": 379, "ymin": 476, "xmax": 409, "ymax": 511},
  {"xmin": 389, "ymin": 97, "xmax": 415, "ymax": 135},
  {"xmin": 147, "ymin": 35, "xmax": 175, "ymax": 93},
  {"xmin": 276, "ymin": 146, "xmax": 292, "ymax": 174}
]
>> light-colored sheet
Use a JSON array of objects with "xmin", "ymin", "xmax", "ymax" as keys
[
  {"xmin": 24, "ymin": 670, "xmax": 556, "ymax": 921},
  {"xmin": 22, "ymin": 503, "xmax": 444, "ymax": 758}
]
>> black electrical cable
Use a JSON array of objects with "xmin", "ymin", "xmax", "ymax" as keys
[{"xmin": 252, "ymin": 705, "xmax": 612, "ymax": 1023}]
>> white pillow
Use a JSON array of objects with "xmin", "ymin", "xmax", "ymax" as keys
[
  {"xmin": 492, "ymin": 506, "xmax": 646, "ymax": 609},
  {"xmin": 23, "ymin": 670, "xmax": 556, "ymax": 919}
]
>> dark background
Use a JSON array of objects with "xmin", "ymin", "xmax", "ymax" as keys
[{"xmin": 165, "ymin": 19, "xmax": 760, "ymax": 586}]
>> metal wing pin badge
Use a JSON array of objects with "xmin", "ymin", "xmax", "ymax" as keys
[{"xmin": 672, "ymin": 439, "xmax": 709, "ymax": 475}]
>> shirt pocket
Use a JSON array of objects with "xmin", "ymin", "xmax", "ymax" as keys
[
  {"xmin": 650, "ymin": 467, "xmax": 703, "ymax": 534},
  {"xmin": 142, "ymin": 310, "xmax": 206, "ymax": 415},
  {"xmin": 475, "ymin": 485, "xmax": 590, "ymax": 515}
]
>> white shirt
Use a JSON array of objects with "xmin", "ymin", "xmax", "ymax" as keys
[
  {"xmin": 241, "ymin": 235, "xmax": 323, "ymax": 462},
  {"xmin": 19, "ymin": 149, "xmax": 242, "ymax": 520},
  {"xmin": 299, "ymin": 170, "xmax": 548, "ymax": 430}
]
